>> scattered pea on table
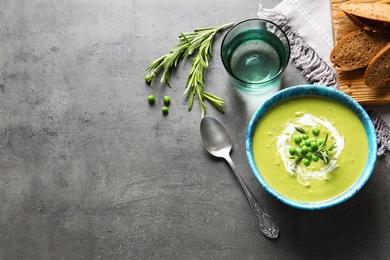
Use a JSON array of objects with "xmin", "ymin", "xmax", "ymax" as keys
[
  {"xmin": 163, "ymin": 96, "xmax": 170, "ymax": 105},
  {"xmin": 148, "ymin": 95, "xmax": 155, "ymax": 104},
  {"xmin": 162, "ymin": 106, "xmax": 169, "ymax": 115}
]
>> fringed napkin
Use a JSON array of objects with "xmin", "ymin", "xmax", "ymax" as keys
[{"xmin": 258, "ymin": 0, "xmax": 390, "ymax": 156}]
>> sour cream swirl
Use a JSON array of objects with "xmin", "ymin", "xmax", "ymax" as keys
[{"xmin": 277, "ymin": 113, "xmax": 344, "ymax": 186}]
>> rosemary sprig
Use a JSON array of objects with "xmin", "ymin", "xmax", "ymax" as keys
[
  {"xmin": 315, "ymin": 133, "xmax": 337, "ymax": 164},
  {"xmin": 145, "ymin": 22, "xmax": 234, "ymax": 116}
]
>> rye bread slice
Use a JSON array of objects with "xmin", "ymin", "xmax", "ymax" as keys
[
  {"xmin": 364, "ymin": 43, "xmax": 390, "ymax": 87},
  {"xmin": 330, "ymin": 29, "xmax": 389, "ymax": 71},
  {"xmin": 339, "ymin": 2, "xmax": 390, "ymax": 33}
]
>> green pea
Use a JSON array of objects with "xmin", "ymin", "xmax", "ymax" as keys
[
  {"xmin": 148, "ymin": 95, "xmax": 155, "ymax": 104},
  {"xmin": 163, "ymin": 96, "xmax": 171, "ymax": 105},
  {"xmin": 162, "ymin": 106, "xmax": 169, "ymax": 115},
  {"xmin": 318, "ymin": 139, "xmax": 324, "ymax": 146},
  {"xmin": 288, "ymin": 146, "xmax": 296, "ymax": 155},
  {"xmin": 312, "ymin": 155, "xmax": 319, "ymax": 162},
  {"xmin": 305, "ymin": 152, "xmax": 312, "ymax": 160},
  {"xmin": 311, "ymin": 141, "xmax": 319, "ymax": 151},
  {"xmin": 144, "ymin": 74, "xmax": 153, "ymax": 84},
  {"xmin": 312, "ymin": 127, "xmax": 320, "ymax": 136},
  {"xmin": 294, "ymin": 135, "xmax": 302, "ymax": 144},
  {"xmin": 296, "ymin": 147, "xmax": 302, "ymax": 155},
  {"xmin": 301, "ymin": 146, "xmax": 309, "ymax": 154},
  {"xmin": 304, "ymin": 140, "xmax": 311, "ymax": 146},
  {"xmin": 302, "ymin": 133, "xmax": 309, "ymax": 140},
  {"xmin": 303, "ymin": 158, "xmax": 311, "ymax": 166}
]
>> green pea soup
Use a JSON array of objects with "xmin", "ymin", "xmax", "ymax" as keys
[{"xmin": 252, "ymin": 95, "xmax": 369, "ymax": 203}]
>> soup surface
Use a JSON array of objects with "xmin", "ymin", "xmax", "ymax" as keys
[{"xmin": 252, "ymin": 96, "xmax": 368, "ymax": 202}]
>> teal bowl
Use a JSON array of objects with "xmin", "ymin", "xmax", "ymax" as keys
[{"xmin": 246, "ymin": 85, "xmax": 377, "ymax": 210}]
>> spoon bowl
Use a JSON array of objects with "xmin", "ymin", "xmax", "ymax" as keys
[
  {"xmin": 200, "ymin": 116, "xmax": 233, "ymax": 157},
  {"xmin": 200, "ymin": 116, "xmax": 279, "ymax": 239}
]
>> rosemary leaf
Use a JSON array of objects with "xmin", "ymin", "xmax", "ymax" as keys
[{"xmin": 294, "ymin": 126, "xmax": 306, "ymax": 134}]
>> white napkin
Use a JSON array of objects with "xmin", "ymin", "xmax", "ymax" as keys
[{"xmin": 258, "ymin": 0, "xmax": 390, "ymax": 156}]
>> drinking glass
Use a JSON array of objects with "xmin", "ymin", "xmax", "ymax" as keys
[{"xmin": 221, "ymin": 19, "xmax": 290, "ymax": 93}]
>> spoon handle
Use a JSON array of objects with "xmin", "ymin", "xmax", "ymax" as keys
[{"xmin": 224, "ymin": 155, "xmax": 279, "ymax": 239}]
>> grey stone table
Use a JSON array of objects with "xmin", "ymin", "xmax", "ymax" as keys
[{"xmin": 1, "ymin": 0, "xmax": 389, "ymax": 259}]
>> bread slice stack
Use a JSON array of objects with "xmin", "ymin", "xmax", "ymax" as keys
[{"xmin": 330, "ymin": 1, "xmax": 390, "ymax": 87}]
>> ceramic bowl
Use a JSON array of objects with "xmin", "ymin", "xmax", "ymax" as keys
[{"xmin": 246, "ymin": 85, "xmax": 377, "ymax": 210}]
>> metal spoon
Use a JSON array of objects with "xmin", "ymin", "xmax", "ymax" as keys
[{"xmin": 200, "ymin": 116, "xmax": 279, "ymax": 239}]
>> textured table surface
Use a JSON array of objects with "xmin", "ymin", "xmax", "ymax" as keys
[{"xmin": 0, "ymin": 0, "xmax": 389, "ymax": 259}]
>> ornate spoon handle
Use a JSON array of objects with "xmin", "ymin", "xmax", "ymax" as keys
[{"xmin": 225, "ymin": 155, "xmax": 279, "ymax": 238}]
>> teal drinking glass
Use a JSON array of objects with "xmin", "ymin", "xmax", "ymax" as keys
[{"xmin": 221, "ymin": 19, "xmax": 290, "ymax": 93}]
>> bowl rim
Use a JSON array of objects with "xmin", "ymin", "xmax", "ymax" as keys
[{"xmin": 246, "ymin": 85, "xmax": 377, "ymax": 210}]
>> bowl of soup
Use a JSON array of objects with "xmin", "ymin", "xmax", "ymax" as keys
[{"xmin": 246, "ymin": 85, "xmax": 377, "ymax": 210}]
